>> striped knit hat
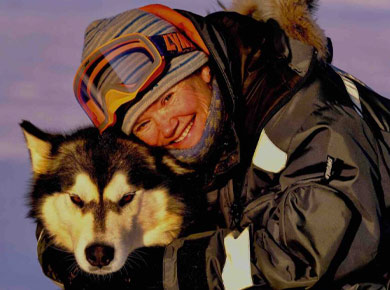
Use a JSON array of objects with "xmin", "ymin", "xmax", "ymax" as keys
[{"xmin": 81, "ymin": 8, "xmax": 208, "ymax": 135}]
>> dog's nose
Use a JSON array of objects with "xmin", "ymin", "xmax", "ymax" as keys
[{"xmin": 85, "ymin": 244, "xmax": 115, "ymax": 268}]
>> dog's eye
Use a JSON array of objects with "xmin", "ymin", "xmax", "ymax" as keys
[
  {"xmin": 70, "ymin": 194, "xmax": 84, "ymax": 208},
  {"xmin": 119, "ymin": 192, "xmax": 135, "ymax": 207}
]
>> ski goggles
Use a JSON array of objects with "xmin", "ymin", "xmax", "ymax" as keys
[{"xmin": 73, "ymin": 32, "xmax": 197, "ymax": 132}]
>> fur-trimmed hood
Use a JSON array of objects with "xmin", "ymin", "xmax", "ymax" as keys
[{"xmin": 230, "ymin": 0, "xmax": 328, "ymax": 59}]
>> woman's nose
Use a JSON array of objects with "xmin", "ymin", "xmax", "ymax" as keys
[{"xmin": 157, "ymin": 113, "xmax": 178, "ymax": 138}]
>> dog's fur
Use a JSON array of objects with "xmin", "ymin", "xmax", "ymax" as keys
[{"xmin": 21, "ymin": 121, "xmax": 207, "ymax": 277}]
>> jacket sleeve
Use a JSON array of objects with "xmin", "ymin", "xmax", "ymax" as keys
[{"xmin": 163, "ymin": 119, "xmax": 383, "ymax": 289}]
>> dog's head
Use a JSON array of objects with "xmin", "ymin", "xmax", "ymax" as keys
[{"xmin": 21, "ymin": 121, "xmax": 195, "ymax": 275}]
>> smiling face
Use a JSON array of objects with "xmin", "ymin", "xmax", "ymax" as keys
[{"xmin": 132, "ymin": 66, "xmax": 212, "ymax": 149}]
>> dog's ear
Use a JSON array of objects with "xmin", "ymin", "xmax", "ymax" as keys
[{"xmin": 20, "ymin": 121, "xmax": 53, "ymax": 175}]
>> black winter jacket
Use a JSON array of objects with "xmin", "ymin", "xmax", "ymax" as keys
[
  {"xmin": 158, "ymin": 7, "xmax": 390, "ymax": 290},
  {"xmin": 38, "ymin": 4, "xmax": 390, "ymax": 290}
]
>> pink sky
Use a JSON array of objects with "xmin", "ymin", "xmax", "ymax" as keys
[{"xmin": 0, "ymin": 1, "xmax": 389, "ymax": 289}]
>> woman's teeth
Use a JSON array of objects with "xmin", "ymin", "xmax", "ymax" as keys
[{"xmin": 174, "ymin": 121, "xmax": 194, "ymax": 143}]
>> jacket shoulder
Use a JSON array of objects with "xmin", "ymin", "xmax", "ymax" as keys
[{"xmin": 322, "ymin": 64, "xmax": 390, "ymax": 133}]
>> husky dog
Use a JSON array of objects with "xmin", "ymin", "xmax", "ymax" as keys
[{"xmin": 21, "ymin": 121, "xmax": 208, "ymax": 284}]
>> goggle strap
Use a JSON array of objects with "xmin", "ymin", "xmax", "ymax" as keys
[
  {"xmin": 150, "ymin": 32, "xmax": 197, "ymax": 59},
  {"xmin": 140, "ymin": 4, "xmax": 210, "ymax": 55}
]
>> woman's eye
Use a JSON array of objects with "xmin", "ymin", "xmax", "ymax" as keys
[
  {"xmin": 69, "ymin": 194, "xmax": 84, "ymax": 208},
  {"xmin": 119, "ymin": 192, "xmax": 135, "ymax": 207},
  {"xmin": 162, "ymin": 93, "xmax": 172, "ymax": 105},
  {"xmin": 135, "ymin": 121, "xmax": 149, "ymax": 132}
]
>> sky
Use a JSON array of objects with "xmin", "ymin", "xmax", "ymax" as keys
[{"xmin": 0, "ymin": 1, "xmax": 389, "ymax": 289}]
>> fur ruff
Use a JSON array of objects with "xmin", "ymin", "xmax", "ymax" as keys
[{"xmin": 230, "ymin": 0, "xmax": 328, "ymax": 59}]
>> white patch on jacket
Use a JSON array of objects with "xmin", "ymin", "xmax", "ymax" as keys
[
  {"xmin": 222, "ymin": 227, "xmax": 253, "ymax": 290},
  {"xmin": 252, "ymin": 129, "xmax": 287, "ymax": 173}
]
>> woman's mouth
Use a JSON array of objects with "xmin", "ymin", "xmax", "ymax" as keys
[{"xmin": 173, "ymin": 120, "xmax": 194, "ymax": 143}]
